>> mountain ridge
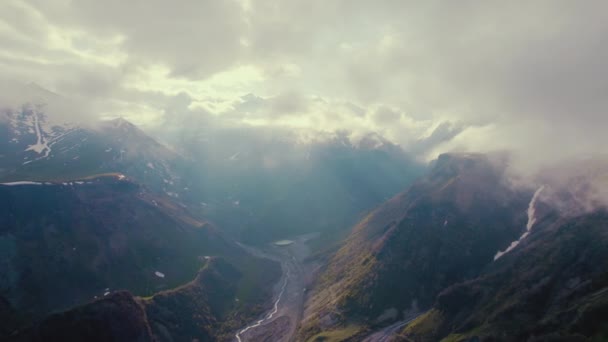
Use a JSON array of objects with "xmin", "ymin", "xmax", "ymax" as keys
[{"xmin": 298, "ymin": 153, "xmax": 534, "ymax": 339}]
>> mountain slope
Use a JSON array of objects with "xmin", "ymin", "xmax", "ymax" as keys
[
  {"xmin": 0, "ymin": 88, "xmax": 187, "ymax": 198},
  {"xmin": 180, "ymin": 130, "xmax": 424, "ymax": 244},
  {"xmin": 8, "ymin": 291, "xmax": 154, "ymax": 342},
  {"xmin": 399, "ymin": 210, "xmax": 608, "ymax": 342},
  {"xmin": 0, "ymin": 176, "xmax": 280, "ymax": 337},
  {"xmin": 299, "ymin": 153, "xmax": 532, "ymax": 339},
  {"xmin": 8, "ymin": 257, "xmax": 259, "ymax": 342},
  {"xmin": 144, "ymin": 257, "xmax": 245, "ymax": 341}
]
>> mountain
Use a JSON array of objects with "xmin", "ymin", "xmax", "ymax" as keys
[
  {"xmin": 7, "ymin": 257, "xmax": 258, "ymax": 342},
  {"xmin": 168, "ymin": 128, "xmax": 425, "ymax": 244},
  {"xmin": 399, "ymin": 210, "xmax": 608, "ymax": 342},
  {"xmin": 298, "ymin": 153, "xmax": 534, "ymax": 340},
  {"xmin": 8, "ymin": 291, "xmax": 154, "ymax": 342},
  {"xmin": 0, "ymin": 177, "xmax": 280, "ymax": 339},
  {"xmin": 2, "ymin": 84, "xmax": 424, "ymax": 246},
  {"xmin": 143, "ymin": 257, "xmax": 250, "ymax": 341},
  {"xmin": 299, "ymin": 153, "xmax": 608, "ymax": 342},
  {"xmin": 0, "ymin": 85, "xmax": 186, "ymax": 198}
]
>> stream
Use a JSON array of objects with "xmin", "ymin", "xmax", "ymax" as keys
[{"xmin": 234, "ymin": 233, "xmax": 319, "ymax": 342}]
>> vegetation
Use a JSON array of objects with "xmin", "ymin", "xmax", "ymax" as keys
[
  {"xmin": 299, "ymin": 154, "xmax": 530, "ymax": 340},
  {"xmin": 305, "ymin": 325, "xmax": 362, "ymax": 342},
  {"xmin": 398, "ymin": 211, "xmax": 608, "ymax": 341},
  {"xmin": 402, "ymin": 310, "xmax": 443, "ymax": 337},
  {"xmin": 0, "ymin": 177, "xmax": 280, "ymax": 339}
]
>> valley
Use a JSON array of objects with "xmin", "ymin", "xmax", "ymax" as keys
[
  {"xmin": 235, "ymin": 233, "xmax": 320, "ymax": 342},
  {"xmin": 2, "ymin": 2, "xmax": 608, "ymax": 341},
  {"xmin": 0, "ymin": 92, "xmax": 422, "ymax": 341}
]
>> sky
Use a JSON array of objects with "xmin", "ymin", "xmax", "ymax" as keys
[{"xmin": 1, "ymin": 1, "xmax": 607, "ymax": 168}]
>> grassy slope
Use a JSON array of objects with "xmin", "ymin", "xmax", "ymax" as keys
[
  {"xmin": 299, "ymin": 154, "xmax": 529, "ymax": 340},
  {"xmin": 399, "ymin": 211, "xmax": 608, "ymax": 341},
  {"xmin": 0, "ymin": 179, "xmax": 281, "ymax": 333},
  {"xmin": 305, "ymin": 325, "xmax": 362, "ymax": 342},
  {"xmin": 7, "ymin": 257, "xmax": 277, "ymax": 342},
  {"xmin": 143, "ymin": 257, "xmax": 280, "ymax": 342}
]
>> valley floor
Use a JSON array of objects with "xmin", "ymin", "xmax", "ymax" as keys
[{"xmin": 234, "ymin": 233, "xmax": 320, "ymax": 342}]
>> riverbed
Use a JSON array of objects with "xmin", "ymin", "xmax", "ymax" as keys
[{"xmin": 235, "ymin": 233, "xmax": 319, "ymax": 342}]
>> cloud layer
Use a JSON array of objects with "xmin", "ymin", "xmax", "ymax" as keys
[{"xmin": 1, "ymin": 0, "xmax": 607, "ymax": 170}]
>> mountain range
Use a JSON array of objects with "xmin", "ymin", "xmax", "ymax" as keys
[
  {"xmin": 298, "ymin": 153, "xmax": 608, "ymax": 341},
  {"xmin": 2, "ymin": 85, "xmax": 608, "ymax": 342}
]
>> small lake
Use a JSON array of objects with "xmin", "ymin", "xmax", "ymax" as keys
[{"xmin": 273, "ymin": 240, "xmax": 295, "ymax": 246}]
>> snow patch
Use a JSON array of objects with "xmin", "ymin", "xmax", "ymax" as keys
[
  {"xmin": 154, "ymin": 271, "xmax": 165, "ymax": 278},
  {"xmin": 0, "ymin": 181, "xmax": 42, "ymax": 186},
  {"xmin": 494, "ymin": 186, "xmax": 545, "ymax": 260},
  {"xmin": 25, "ymin": 112, "xmax": 51, "ymax": 157},
  {"xmin": 229, "ymin": 151, "xmax": 240, "ymax": 161},
  {"xmin": 274, "ymin": 240, "xmax": 294, "ymax": 246}
]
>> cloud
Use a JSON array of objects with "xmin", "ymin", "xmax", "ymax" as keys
[
  {"xmin": 235, "ymin": 91, "xmax": 310, "ymax": 119},
  {"xmin": 26, "ymin": 0, "xmax": 246, "ymax": 80},
  {"xmin": 409, "ymin": 121, "xmax": 466, "ymax": 156},
  {"xmin": 0, "ymin": 0, "xmax": 606, "ymax": 170},
  {"xmin": 372, "ymin": 106, "xmax": 402, "ymax": 125}
]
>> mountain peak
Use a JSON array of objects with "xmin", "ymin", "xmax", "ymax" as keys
[
  {"xmin": 430, "ymin": 152, "xmax": 509, "ymax": 181},
  {"xmin": 102, "ymin": 117, "xmax": 145, "ymax": 136}
]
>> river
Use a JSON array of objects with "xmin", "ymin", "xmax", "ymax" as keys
[{"xmin": 234, "ymin": 233, "xmax": 319, "ymax": 342}]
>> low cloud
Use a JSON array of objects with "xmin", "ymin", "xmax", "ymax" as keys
[
  {"xmin": 372, "ymin": 106, "xmax": 402, "ymax": 125},
  {"xmin": 409, "ymin": 121, "xmax": 465, "ymax": 156}
]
